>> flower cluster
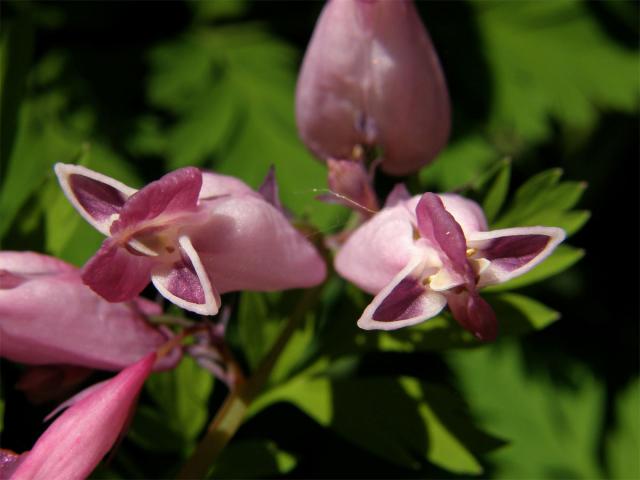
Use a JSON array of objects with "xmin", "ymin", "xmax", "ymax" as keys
[{"xmin": 0, "ymin": 1, "xmax": 570, "ymax": 477}]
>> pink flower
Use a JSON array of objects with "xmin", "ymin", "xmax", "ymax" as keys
[
  {"xmin": 6, "ymin": 353, "xmax": 155, "ymax": 479},
  {"xmin": 55, "ymin": 164, "xmax": 326, "ymax": 316},
  {"xmin": 0, "ymin": 251, "xmax": 179, "ymax": 370},
  {"xmin": 335, "ymin": 190, "xmax": 565, "ymax": 340},
  {"xmin": 296, "ymin": 0, "xmax": 450, "ymax": 176}
]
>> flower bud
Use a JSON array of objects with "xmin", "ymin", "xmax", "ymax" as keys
[
  {"xmin": 296, "ymin": 0, "xmax": 450, "ymax": 176},
  {"xmin": 9, "ymin": 353, "xmax": 155, "ymax": 479}
]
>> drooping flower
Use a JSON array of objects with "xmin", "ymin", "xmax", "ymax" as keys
[
  {"xmin": 55, "ymin": 164, "xmax": 326, "ymax": 316},
  {"xmin": 0, "ymin": 251, "xmax": 180, "ymax": 370},
  {"xmin": 335, "ymin": 190, "xmax": 565, "ymax": 340},
  {"xmin": 296, "ymin": 0, "xmax": 450, "ymax": 176},
  {"xmin": 7, "ymin": 353, "xmax": 155, "ymax": 480}
]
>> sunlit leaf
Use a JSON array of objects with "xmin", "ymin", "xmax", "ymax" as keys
[
  {"xmin": 449, "ymin": 341, "xmax": 604, "ymax": 479},
  {"xmin": 606, "ymin": 378, "xmax": 640, "ymax": 479}
]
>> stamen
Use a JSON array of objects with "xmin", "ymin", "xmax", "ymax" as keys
[{"xmin": 466, "ymin": 248, "xmax": 477, "ymax": 257}]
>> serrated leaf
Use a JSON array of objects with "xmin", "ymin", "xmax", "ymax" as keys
[
  {"xmin": 485, "ymin": 244, "xmax": 584, "ymax": 292},
  {"xmin": 482, "ymin": 160, "xmax": 511, "ymax": 223},
  {"xmin": 145, "ymin": 26, "xmax": 339, "ymax": 230},
  {"xmin": 606, "ymin": 378, "xmax": 640, "ymax": 479},
  {"xmin": 474, "ymin": 0, "xmax": 639, "ymax": 146},
  {"xmin": 250, "ymin": 365, "xmax": 489, "ymax": 474},
  {"xmin": 449, "ymin": 341, "xmax": 604, "ymax": 479}
]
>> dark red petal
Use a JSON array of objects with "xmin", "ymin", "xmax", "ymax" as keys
[
  {"xmin": 82, "ymin": 239, "xmax": 155, "ymax": 302},
  {"xmin": 111, "ymin": 167, "xmax": 202, "ymax": 234}
]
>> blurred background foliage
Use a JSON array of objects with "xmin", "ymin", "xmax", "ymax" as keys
[{"xmin": 1, "ymin": 0, "xmax": 638, "ymax": 478}]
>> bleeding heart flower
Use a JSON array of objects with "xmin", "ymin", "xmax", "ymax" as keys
[
  {"xmin": 0, "ymin": 251, "xmax": 180, "ymax": 370},
  {"xmin": 55, "ymin": 164, "xmax": 326, "ymax": 316},
  {"xmin": 335, "ymin": 190, "xmax": 565, "ymax": 340},
  {"xmin": 296, "ymin": 0, "xmax": 450, "ymax": 176},
  {"xmin": 6, "ymin": 353, "xmax": 155, "ymax": 480}
]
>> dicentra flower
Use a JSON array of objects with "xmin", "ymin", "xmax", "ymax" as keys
[
  {"xmin": 335, "ymin": 190, "xmax": 565, "ymax": 340},
  {"xmin": 55, "ymin": 164, "xmax": 327, "ymax": 316}
]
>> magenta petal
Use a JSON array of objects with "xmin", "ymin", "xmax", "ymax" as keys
[
  {"xmin": 325, "ymin": 158, "xmax": 379, "ymax": 214},
  {"xmin": 55, "ymin": 163, "xmax": 137, "ymax": 235},
  {"xmin": 358, "ymin": 256, "xmax": 447, "ymax": 330},
  {"xmin": 151, "ymin": 235, "xmax": 220, "ymax": 316},
  {"xmin": 111, "ymin": 167, "xmax": 202, "ymax": 234},
  {"xmin": 416, "ymin": 193, "xmax": 473, "ymax": 282},
  {"xmin": 467, "ymin": 226, "xmax": 566, "ymax": 287},
  {"xmin": 69, "ymin": 174, "xmax": 126, "ymax": 222},
  {"xmin": 11, "ymin": 354, "xmax": 155, "ymax": 480},
  {"xmin": 372, "ymin": 277, "xmax": 427, "ymax": 322},
  {"xmin": 0, "ymin": 449, "xmax": 23, "ymax": 478},
  {"xmin": 447, "ymin": 291, "xmax": 497, "ymax": 341},
  {"xmin": 82, "ymin": 239, "xmax": 155, "ymax": 302},
  {"xmin": 258, "ymin": 165, "xmax": 284, "ymax": 213}
]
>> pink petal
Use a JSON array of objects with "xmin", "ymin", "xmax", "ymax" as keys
[
  {"xmin": 438, "ymin": 193, "xmax": 488, "ymax": 235},
  {"xmin": 11, "ymin": 354, "xmax": 155, "ymax": 480},
  {"xmin": 54, "ymin": 163, "xmax": 137, "ymax": 236},
  {"xmin": 0, "ymin": 252, "xmax": 176, "ymax": 371},
  {"xmin": 335, "ymin": 202, "xmax": 417, "ymax": 294},
  {"xmin": 186, "ymin": 195, "xmax": 326, "ymax": 293},
  {"xmin": 82, "ymin": 238, "xmax": 155, "ymax": 302},
  {"xmin": 467, "ymin": 226, "xmax": 565, "ymax": 287},
  {"xmin": 151, "ymin": 235, "xmax": 221, "ymax": 316},
  {"xmin": 199, "ymin": 171, "xmax": 256, "ymax": 200},
  {"xmin": 110, "ymin": 167, "xmax": 202, "ymax": 235},
  {"xmin": 358, "ymin": 255, "xmax": 447, "ymax": 330},
  {"xmin": 447, "ymin": 290, "xmax": 497, "ymax": 341}
]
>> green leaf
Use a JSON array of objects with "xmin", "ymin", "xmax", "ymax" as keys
[
  {"xmin": 419, "ymin": 135, "xmax": 499, "ymax": 191},
  {"xmin": 250, "ymin": 363, "xmax": 490, "ymax": 474},
  {"xmin": 484, "ymin": 244, "xmax": 584, "ymax": 292},
  {"xmin": 473, "ymin": 0, "xmax": 640, "ymax": 147},
  {"xmin": 482, "ymin": 159, "xmax": 511, "ymax": 223},
  {"xmin": 144, "ymin": 26, "xmax": 339, "ymax": 231},
  {"xmin": 130, "ymin": 357, "xmax": 214, "ymax": 454},
  {"xmin": 237, "ymin": 291, "xmax": 284, "ymax": 371},
  {"xmin": 209, "ymin": 439, "xmax": 296, "ymax": 479},
  {"xmin": 606, "ymin": 378, "xmax": 640, "ymax": 479},
  {"xmin": 0, "ymin": 12, "xmax": 34, "ymax": 183},
  {"xmin": 449, "ymin": 341, "xmax": 604, "ymax": 479}
]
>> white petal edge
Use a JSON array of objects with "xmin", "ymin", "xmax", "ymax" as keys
[
  {"xmin": 357, "ymin": 254, "xmax": 447, "ymax": 331},
  {"xmin": 54, "ymin": 163, "xmax": 138, "ymax": 236},
  {"xmin": 151, "ymin": 235, "xmax": 221, "ymax": 316},
  {"xmin": 467, "ymin": 226, "xmax": 566, "ymax": 287}
]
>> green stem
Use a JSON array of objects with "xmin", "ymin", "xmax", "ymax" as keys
[{"xmin": 177, "ymin": 287, "xmax": 322, "ymax": 479}]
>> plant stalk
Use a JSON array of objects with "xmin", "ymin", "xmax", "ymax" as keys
[{"xmin": 177, "ymin": 287, "xmax": 321, "ymax": 479}]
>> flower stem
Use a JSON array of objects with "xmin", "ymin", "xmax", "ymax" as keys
[{"xmin": 177, "ymin": 287, "xmax": 322, "ymax": 479}]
